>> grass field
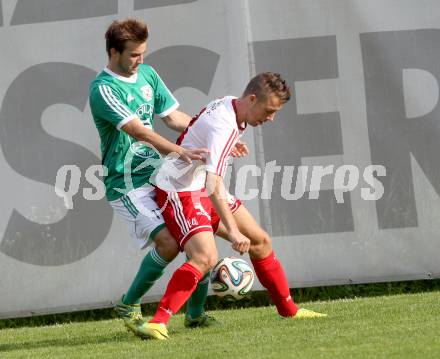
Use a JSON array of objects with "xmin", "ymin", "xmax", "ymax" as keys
[{"xmin": 1, "ymin": 291, "xmax": 439, "ymax": 358}]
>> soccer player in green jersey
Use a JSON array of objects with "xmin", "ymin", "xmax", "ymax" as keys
[{"xmin": 89, "ymin": 18, "xmax": 220, "ymax": 339}]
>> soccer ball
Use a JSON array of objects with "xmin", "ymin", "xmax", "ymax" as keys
[{"xmin": 210, "ymin": 257, "xmax": 255, "ymax": 300}]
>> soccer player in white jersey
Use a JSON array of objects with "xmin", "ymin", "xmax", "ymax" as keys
[
  {"xmin": 89, "ymin": 18, "xmax": 229, "ymax": 339},
  {"xmin": 145, "ymin": 72, "xmax": 327, "ymax": 340}
]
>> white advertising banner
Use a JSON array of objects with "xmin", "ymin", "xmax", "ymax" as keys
[{"xmin": 0, "ymin": 0, "xmax": 439, "ymax": 318}]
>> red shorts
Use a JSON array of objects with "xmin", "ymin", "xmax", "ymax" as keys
[{"xmin": 155, "ymin": 188, "xmax": 241, "ymax": 249}]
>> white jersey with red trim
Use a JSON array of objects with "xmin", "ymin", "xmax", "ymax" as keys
[{"xmin": 155, "ymin": 96, "xmax": 246, "ymax": 192}]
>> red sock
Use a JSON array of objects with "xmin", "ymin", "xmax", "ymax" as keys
[
  {"xmin": 251, "ymin": 251, "xmax": 298, "ymax": 317},
  {"xmin": 150, "ymin": 262, "xmax": 203, "ymax": 325}
]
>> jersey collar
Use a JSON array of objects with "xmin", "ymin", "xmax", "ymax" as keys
[{"xmin": 103, "ymin": 67, "xmax": 138, "ymax": 83}]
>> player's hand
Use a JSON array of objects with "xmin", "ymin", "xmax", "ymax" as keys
[
  {"xmin": 229, "ymin": 230, "xmax": 250, "ymax": 255},
  {"xmin": 231, "ymin": 140, "xmax": 249, "ymax": 158},
  {"xmin": 179, "ymin": 148, "xmax": 209, "ymax": 164}
]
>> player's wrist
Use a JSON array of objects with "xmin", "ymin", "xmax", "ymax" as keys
[
  {"xmin": 175, "ymin": 146, "xmax": 185, "ymax": 157},
  {"xmin": 227, "ymin": 227, "xmax": 240, "ymax": 239}
]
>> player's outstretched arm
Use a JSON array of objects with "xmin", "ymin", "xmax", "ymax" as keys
[
  {"xmin": 162, "ymin": 110, "xmax": 192, "ymax": 132},
  {"xmin": 122, "ymin": 117, "xmax": 208, "ymax": 163},
  {"xmin": 206, "ymin": 172, "xmax": 250, "ymax": 254}
]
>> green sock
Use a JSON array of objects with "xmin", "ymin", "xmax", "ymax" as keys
[
  {"xmin": 123, "ymin": 247, "xmax": 169, "ymax": 305},
  {"xmin": 186, "ymin": 271, "xmax": 210, "ymax": 318}
]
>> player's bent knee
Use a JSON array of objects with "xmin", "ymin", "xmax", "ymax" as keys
[
  {"xmin": 262, "ymin": 232, "xmax": 272, "ymax": 248},
  {"xmin": 155, "ymin": 243, "xmax": 179, "ymax": 262},
  {"xmin": 191, "ymin": 252, "xmax": 218, "ymax": 274},
  {"xmin": 250, "ymin": 231, "xmax": 272, "ymax": 257},
  {"xmin": 207, "ymin": 253, "xmax": 219, "ymax": 269},
  {"xmin": 252, "ymin": 231, "xmax": 271, "ymax": 248},
  {"xmin": 202, "ymin": 253, "xmax": 218, "ymax": 273},
  {"xmin": 154, "ymin": 229, "xmax": 179, "ymax": 262}
]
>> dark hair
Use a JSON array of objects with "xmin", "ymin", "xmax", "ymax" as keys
[
  {"xmin": 105, "ymin": 18, "xmax": 148, "ymax": 57},
  {"xmin": 243, "ymin": 72, "xmax": 291, "ymax": 103}
]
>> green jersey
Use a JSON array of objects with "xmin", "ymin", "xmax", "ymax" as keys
[{"xmin": 89, "ymin": 64, "xmax": 178, "ymax": 201}]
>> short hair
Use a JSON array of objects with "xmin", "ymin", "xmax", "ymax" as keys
[
  {"xmin": 105, "ymin": 18, "xmax": 149, "ymax": 57},
  {"xmin": 243, "ymin": 72, "xmax": 291, "ymax": 103}
]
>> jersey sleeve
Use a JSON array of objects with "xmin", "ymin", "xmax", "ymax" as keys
[
  {"xmin": 204, "ymin": 119, "xmax": 239, "ymax": 178},
  {"xmin": 151, "ymin": 68, "xmax": 179, "ymax": 117},
  {"xmin": 89, "ymin": 83, "xmax": 137, "ymax": 130}
]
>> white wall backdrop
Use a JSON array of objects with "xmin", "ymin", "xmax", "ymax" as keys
[{"xmin": 1, "ymin": 0, "xmax": 439, "ymax": 318}]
